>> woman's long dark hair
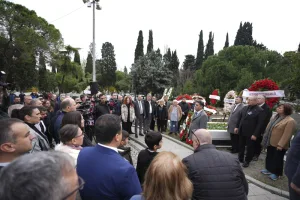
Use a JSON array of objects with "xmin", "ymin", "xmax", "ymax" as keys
[{"xmin": 61, "ymin": 111, "xmax": 83, "ymax": 129}]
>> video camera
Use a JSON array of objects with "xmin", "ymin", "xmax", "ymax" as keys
[{"xmin": 0, "ymin": 71, "xmax": 10, "ymax": 88}]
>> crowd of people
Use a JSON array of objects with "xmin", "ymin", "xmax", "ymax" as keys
[{"xmin": 0, "ymin": 90, "xmax": 299, "ymax": 200}]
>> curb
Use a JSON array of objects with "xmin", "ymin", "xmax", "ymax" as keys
[
  {"xmin": 130, "ymin": 135, "xmax": 289, "ymax": 199},
  {"xmin": 245, "ymin": 175, "xmax": 289, "ymax": 198}
]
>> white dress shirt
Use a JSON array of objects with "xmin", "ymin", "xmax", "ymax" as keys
[{"xmin": 98, "ymin": 143, "xmax": 118, "ymax": 153}]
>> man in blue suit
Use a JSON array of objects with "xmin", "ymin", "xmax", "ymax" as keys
[{"xmin": 77, "ymin": 114, "xmax": 142, "ymax": 200}]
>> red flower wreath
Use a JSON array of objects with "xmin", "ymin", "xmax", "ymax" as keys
[
  {"xmin": 210, "ymin": 89, "xmax": 219, "ymax": 105},
  {"xmin": 248, "ymin": 78, "xmax": 279, "ymax": 108},
  {"xmin": 176, "ymin": 94, "xmax": 193, "ymax": 101}
]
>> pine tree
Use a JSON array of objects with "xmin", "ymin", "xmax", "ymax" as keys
[
  {"xmin": 204, "ymin": 32, "xmax": 214, "ymax": 60},
  {"xmin": 182, "ymin": 55, "xmax": 195, "ymax": 70},
  {"xmin": 74, "ymin": 50, "xmax": 81, "ymax": 65},
  {"xmin": 224, "ymin": 32, "xmax": 229, "ymax": 48},
  {"xmin": 85, "ymin": 53, "xmax": 93, "ymax": 74},
  {"xmin": 98, "ymin": 42, "xmax": 117, "ymax": 88},
  {"xmin": 156, "ymin": 48, "xmax": 162, "ymax": 58},
  {"xmin": 134, "ymin": 30, "xmax": 144, "ymax": 62},
  {"xmin": 147, "ymin": 30, "xmax": 154, "ymax": 54},
  {"xmin": 298, "ymin": 43, "xmax": 300, "ymax": 53},
  {"xmin": 195, "ymin": 30, "xmax": 204, "ymax": 70}
]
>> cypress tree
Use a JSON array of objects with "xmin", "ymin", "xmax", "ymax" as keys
[
  {"xmin": 204, "ymin": 32, "xmax": 214, "ymax": 60},
  {"xmin": 124, "ymin": 66, "xmax": 128, "ymax": 75},
  {"xmin": 85, "ymin": 53, "xmax": 93, "ymax": 74},
  {"xmin": 195, "ymin": 30, "xmax": 204, "ymax": 70},
  {"xmin": 163, "ymin": 48, "xmax": 172, "ymax": 71},
  {"xmin": 147, "ymin": 30, "xmax": 154, "ymax": 54},
  {"xmin": 234, "ymin": 22, "xmax": 243, "ymax": 46},
  {"xmin": 74, "ymin": 50, "xmax": 81, "ymax": 65},
  {"xmin": 224, "ymin": 32, "xmax": 229, "ymax": 48},
  {"xmin": 298, "ymin": 43, "xmax": 300, "ymax": 53},
  {"xmin": 171, "ymin": 50, "xmax": 180, "ymax": 87},
  {"xmin": 134, "ymin": 30, "xmax": 144, "ymax": 62}
]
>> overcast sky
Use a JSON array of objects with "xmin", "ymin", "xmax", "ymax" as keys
[{"xmin": 8, "ymin": 0, "xmax": 300, "ymax": 71}]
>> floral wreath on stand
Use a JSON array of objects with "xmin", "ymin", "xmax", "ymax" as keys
[
  {"xmin": 223, "ymin": 90, "xmax": 237, "ymax": 115},
  {"xmin": 248, "ymin": 78, "xmax": 279, "ymax": 109}
]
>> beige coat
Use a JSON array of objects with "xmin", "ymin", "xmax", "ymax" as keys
[
  {"xmin": 269, "ymin": 116, "xmax": 296, "ymax": 149},
  {"xmin": 168, "ymin": 105, "xmax": 182, "ymax": 121},
  {"xmin": 121, "ymin": 104, "xmax": 135, "ymax": 122}
]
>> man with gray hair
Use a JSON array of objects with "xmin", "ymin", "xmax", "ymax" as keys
[
  {"xmin": 235, "ymin": 96, "xmax": 265, "ymax": 167},
  {"xmin": 144, "ymin": 94, "xmax": 155, "ymax": 134},
  {"xmin": 183, "ymin": 129, "xmax": 248, "ymax": 200},
  {"xmin": 253, "ymin": 95, "xmax": 272, "ymax": 161},
  {"xmin": 0, "ymin": 151, "xmax": 81, "ymax": 200},
  {"xmin": 30, "ymin": 99, "xmax": 43, "ymax": 106}
]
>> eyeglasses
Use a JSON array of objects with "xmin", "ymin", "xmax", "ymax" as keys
[
  {"xmin": 61, "ymin": 176, "xmax": 85, "ymax": 200},
  {"xmin": 191, "ymin": 129, "xmax": 200, "ymax": 145},
  {"xmin": 74, "ymin": 133, "xmax": 84, "ymax": 138}
]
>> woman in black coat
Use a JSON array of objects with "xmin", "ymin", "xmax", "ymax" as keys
[{"xmin": 155, "ymin": 100, "xmax": 168, "ymax": 133}]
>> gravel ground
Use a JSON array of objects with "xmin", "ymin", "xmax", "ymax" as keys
[{"xmin": 128, "ymin": 140, "xmax": 143, "ymax": 168}]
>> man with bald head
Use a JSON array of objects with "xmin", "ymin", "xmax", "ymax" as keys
[
  {"xmin": 235, "ymin": 96, "xmax": 266, "ymax": 167},
  {"xmin": 183, "ymin": 129, "xmax": 248, "ymax": 200},
  {"xmin": 50, "ymin": 98, "xmax": 77, "ymax": 144}
]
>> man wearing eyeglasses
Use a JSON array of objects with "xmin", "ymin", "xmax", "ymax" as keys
[
  {"xmin": 183, "ymin": 129, "xmax": 248, "ymax": 200},
  {"xmin": 0, "ymin": 152, "xmax": 81, "ymax": 200},
  {"xmin": 188, "ymin": 100, "xmax": 208, "ymax": 139}
]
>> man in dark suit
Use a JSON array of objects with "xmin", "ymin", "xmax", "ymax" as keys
[
  {"xmin": 144, "ymin": 94, "xmax": 155, "ymax": 134},
  {"xmin": 235, "ymin": 96, "xmax": 266, "ymax": 168},
  {"xmin": 178, "ymin": 97, "xmax": 190, "ymax": 132},
  {"xmin": 285, "ymin": 131, "xmax": 300, "ymax": 200},
  {"xmin": 134, "ymin": 95, "xmax": 145, "ymax": 138},
  {"xmin": 150, "ymin": 96, "xmax": 157, "ymax": 130},
  {"xmin": 252, "ymin": 95, "xmax": 272, "ymax": 161},
  {"xmin": 189, "ymin": 100, "xmax": 208, "ymax": 139},
  {"xmin": 77, "ymin": 114, "xmax": 142, "ymax": 200},
  {"xmin": 227, "ymin": 96, "xmax": 244, "ymax": 153}
]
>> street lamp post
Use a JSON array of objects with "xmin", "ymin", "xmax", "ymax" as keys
[{"xmin": 82, "ymin": 0, "xmax": 101, "ymax": 94}]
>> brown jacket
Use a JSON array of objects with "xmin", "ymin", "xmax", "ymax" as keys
[
  {"xmin": 168, "ymin": 105, "xmax": 182, "ymax": 121},
  {"xmin": 269, "ymin": 116, "xmax": 296, "ymax": 149}
]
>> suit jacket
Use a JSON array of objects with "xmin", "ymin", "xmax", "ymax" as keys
[
  {"xmin": 144, "ymin": 100, "xmax": 155, "ymax": 119},
  {"xmin": 134, "ymin": 100, "xmax": 145, "ymax": 117},
  {"xmin": 285, "ymin": 131, "xmax": 300, "ymax": 187},
  {"xmin": 77, "ymin": 145, "xmax": 142, "ymax": 200},
  {"xmin": 227, "ymin": 103, "xmax": 244, "ymax": 133},
  {"xmin": 260, "ymin": 103, "xmax": 272, "ymax": 135},
  {"xmin": 268, "ymin": 116, "xmax": 296, "ymax": 149},
  {"xmin": 236, "ymin": 105, "xmax": 265, "ymax": 137},
  {"xmin": 189, "ymin": 110, "xmax": 208, "ymax": 139}
]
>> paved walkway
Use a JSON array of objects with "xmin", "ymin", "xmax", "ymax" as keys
[{"xmin": 130, "ymin": 131, "xmax": 288, "ymax": 200}]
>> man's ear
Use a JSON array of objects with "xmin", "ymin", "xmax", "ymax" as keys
[
  {"xmin": 24, "ymin": 115, "xmax": 31, "ymax": 122},
  {"xmin": 0, "ymin": 143, "xmax": 16, "ymax": 153}
]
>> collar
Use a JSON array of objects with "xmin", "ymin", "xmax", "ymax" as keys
[
  {"xmin": 194, "ymin": 144, "xmax": 216, "ymax": 153},
  {"xmin": 0, "ymin": 162, "xmax": 10, "ymax": 167},
  {"xmin": 147, "ymin": 148, "xmax": 156, "ymax": 153},
  {"xmin": 259, "ymin": 103, "xmax": 265, "ymax": 107},
  {"xmin": 98, "ymin": 143, "xmax": 118, "ymax": 153}
]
